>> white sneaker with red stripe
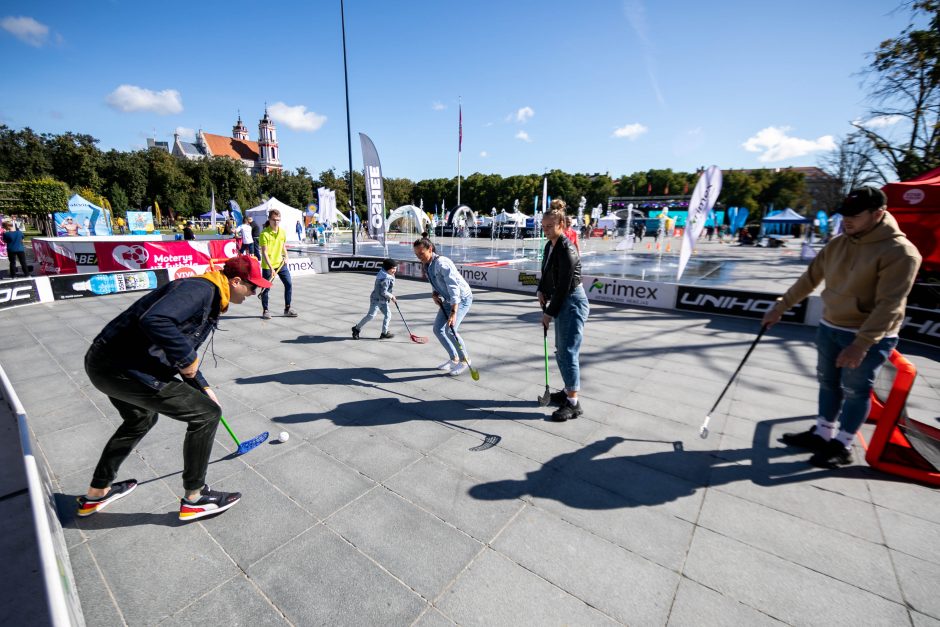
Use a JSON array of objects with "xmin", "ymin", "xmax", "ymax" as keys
[{"xmin": 179, "ymin": 485, "xmax": 241, "ymax": 521}]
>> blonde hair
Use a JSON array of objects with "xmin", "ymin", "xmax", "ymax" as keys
[{"xmin": 543, "ymin": 207, "xmax": 566, "ymax": 227}]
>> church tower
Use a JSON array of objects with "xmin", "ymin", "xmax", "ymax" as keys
[
  {"xmin": 232, "ymin": 113, "xmax": 249, "ymax": 141},
  {"xmin": 257, "ymin": 106, "xmax": 282, "ymax": 175}
]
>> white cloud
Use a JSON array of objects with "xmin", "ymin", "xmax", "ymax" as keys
[
  {"xmin": 856, "ymin": 114, "xmax": 904, "ymax": 129},
  {"xmin": 515, "ymin": 130, "xmax": 531, "ymax": 143},
  {"xmin": 515, "ymin": 106, "xmax": 534, "ymax": 123},
  {"xmin": 480, "ymin": 151, "xmax": 488, "ymax": 157},
  {"xmin": 106, "ymin": 85, "xmax": 183, "ymax": 115},
  {"xmin": 432, "ymin": 101, "xmax": 446, "ymax": 111},
  {"xmin": 175, "ymin": 126, "xmax": 195, "ymax": 141},
  {"xmin": 742, "ymin": 126, "xmax": 836, "ymax": 162},
  {"xmin": 612, "ymin": 123, "xmax": 648, "ymax": 140},
  {"xmin": 1, "ymin": 16, "xmax": 50, "ymax": 47},
  {"xmin": 267, "ymin": 101, "xmax": 326, "ymax": 132}
]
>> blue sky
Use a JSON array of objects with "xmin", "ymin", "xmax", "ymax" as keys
[{"xmin": 0, "ymin": 1, "xmax": 920, "ymax": 181}]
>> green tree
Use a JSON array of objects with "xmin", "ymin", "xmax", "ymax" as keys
[
  {"xmin": 44, "ymin": 131, "xmax": 102, "ymax": 191},
  {"xmin": 0, "ymin": 126, "xmax": 50, "ymax": 180},
  {"xmin": 19, "ymin": 178, "xmax": 68, "ymax": 217},
  {"xmin": 109, "ymin": 182, "xmax": 129, "ymax": 216},
  {"xmin": 855, "ymin": 0, "xmax": 940, "ymax": 179}
]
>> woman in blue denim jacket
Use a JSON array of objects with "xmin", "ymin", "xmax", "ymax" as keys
[
  {"xmin": 413, "ymin": 237, "xmax": 473, "ymax": 376},
  {"xmin": 538, "ymin": 201, "xmax": 589, "ymax": 421}
]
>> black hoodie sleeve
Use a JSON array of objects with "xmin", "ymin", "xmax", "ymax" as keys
[{"xmin": 545, "ymin": 240, "xmax": 577, "ymax": 318}]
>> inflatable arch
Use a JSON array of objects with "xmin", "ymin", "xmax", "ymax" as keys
[{"xmin": 387, "ymin": 205, "xmax": 431, "ymax": 232}]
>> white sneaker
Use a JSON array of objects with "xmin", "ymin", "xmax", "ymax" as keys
[
  {"xmin": 449, "ymin": 362, "xmax": 468, "ymax": 376},
  {"xmin": 437, "ymin": 359, "xmax": 458, "ymax": 371}
]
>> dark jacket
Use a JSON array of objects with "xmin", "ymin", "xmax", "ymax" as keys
[
  {"xmin": 88, "ymin": 278, "xmax": 222, "ymax": 390},
  {"xmin": 2, "ymin": 229, "xmax": 25, "ymax": 253},
  {"xmin": 250, "ymin": 221, "xmax": 260, "ymax": 238},
  {"xmin": 538, "ymin": 235, "xmax": 582, "ymax": 317},
  {"xmin": 183, "ymin": 227, "xmax": 195, "ymax": 241}
]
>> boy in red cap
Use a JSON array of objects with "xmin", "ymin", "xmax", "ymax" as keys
[{"xmin": 78, "ymin": 256, "xmax": 271, "ymax": 521}]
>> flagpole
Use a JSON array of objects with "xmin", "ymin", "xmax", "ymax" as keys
[
  {"xmin": 341, "ymin": 0, "xmax": 357, "ymax": 255},
  {"xmin": 457, "ymin": 98, "xmax": 462, "ymax": 207}
]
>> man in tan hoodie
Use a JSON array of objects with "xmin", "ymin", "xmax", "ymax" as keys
[{"xmin": 762, "ymin": 187, "xmax": 922, "ymax": 468}]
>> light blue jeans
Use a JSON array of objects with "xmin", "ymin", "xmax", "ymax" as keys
[
  {"xmin": 555, "ymin": 286, "xmax": 589, "ymax": 392},
  {"xmin": 816, "ymin": 324, "xmax": 897, "ymax": 434},
  {"xmin": 357, "ymin": 300, "xmax": 390, "ymax": 334},
  {"xmin": 434, "ymin": 294, "xmax": 472, "ymax": 361}
]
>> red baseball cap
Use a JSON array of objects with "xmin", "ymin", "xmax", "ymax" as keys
[{"xmin": 221, "ymin": 256, "xmax": 272, "ymax": 288}]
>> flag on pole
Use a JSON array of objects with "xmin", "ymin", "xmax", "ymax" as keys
[
  {"xmin": 677, "ymin": 166, "xmax": 722, "ymax": 281},
  {"xmin": 458, "ymin": 105, "xmax": 463, "ymax": 153},
  {"xmin": 664, "ymin": 183, "xmax": 670, "ymax": 195},
  {"xmin": 210, "ymin": 188, "xmax": 217, "ymax": 231},
  {"xmin": 359, "ymin": 132, "xmax": 387, "ymax": 250},
  {"xmin": 683, "ymin": 181, "xmax": 689, "ymax": 195},
  {"xmin": 647, "ymin": 182, "xmax": 652, "ymax": 195}
]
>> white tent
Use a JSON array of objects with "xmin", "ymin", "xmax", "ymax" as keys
[
  {"xmin": 596, "ymin": 214, "xmax": 620, "ymax": 229},
  {"xmin": 494, "ymin": 210, "xmax": 527, "ymax": 226},
  {"xmin": 316, "ymin": 187, "xmax": 350, "ymax": 224},
  {"xmin": 387, "ymin": 205, "xmax": 430, "ymax": 232},
  {"xmin": 246, "ymin": 197, "xmax": 304, "ymax": 243}
]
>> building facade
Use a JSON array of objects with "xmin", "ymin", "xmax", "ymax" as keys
[{"xmin": 170, "ymin": 109, "xmax": 282, "ymax": 176}]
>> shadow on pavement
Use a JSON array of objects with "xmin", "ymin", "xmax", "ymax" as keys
[{"xmin": 469, "ymin": 416, "xmax": 890, "ymax": 509}]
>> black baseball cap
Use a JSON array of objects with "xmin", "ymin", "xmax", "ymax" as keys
[{"xmin": 836, "ymin": 187, "xmax": 887, "ymax": 217}]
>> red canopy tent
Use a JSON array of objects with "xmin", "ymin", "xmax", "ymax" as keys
[{"xmin": 882, "ymin": 167, "xmax": 940, "ymax": 273}]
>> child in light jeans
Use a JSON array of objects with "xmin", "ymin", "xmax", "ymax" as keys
[{"xmin": 352, "ymin": 259, "xmax": 398, "ymax": 339}]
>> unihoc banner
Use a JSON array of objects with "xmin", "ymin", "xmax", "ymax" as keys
[
  {"xmin": 677, "ymin": 165, "xmax": 722, "ymax": 281},
  {"xmin": 359, "ymin": 133, "xmax": 387, "ymax": 247}
]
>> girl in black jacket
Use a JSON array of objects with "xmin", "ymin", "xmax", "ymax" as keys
[{"xmin": 537, "ymin": 200, "xmax": 590, "ymax": 421}]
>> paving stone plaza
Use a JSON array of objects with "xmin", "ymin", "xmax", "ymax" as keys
[{"xmin": 1, "ymin": 239, "xmax": 939, "ymax": 626}]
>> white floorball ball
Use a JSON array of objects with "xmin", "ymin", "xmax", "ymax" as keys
[{"xmin": 279, "ymin": 431, "xmax": 290, "ymax": 443}]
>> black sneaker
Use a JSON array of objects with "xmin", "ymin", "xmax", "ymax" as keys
[
  {"xmin": 549, "ymin": 391, "xmax": 568, "ymax": 407},
  {"xmin": 809, "ymin": 439, "xmax": 854, "ymax": 469},
  {"xmin": 551, "ymin": 401, "xmax": 584, "ymax": 422},
  {"xmin": 380, "ymin": 332, "xmax": 395, "ymax": 339},
  {"xmin": 76, "ymin": 479, "xmax": 138, "ymax": 517},
  {"xmin": 351, "ymin": 326, "xmax": 360, "ymax": 340},
  {"xmin": 780, "ymin": 426, "xmax": 828, "ymax": 452},
  {"xmin": 179, "ymin": 485, "xmax": 241, "ymax": 522}
]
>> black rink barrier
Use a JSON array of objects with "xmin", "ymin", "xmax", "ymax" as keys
[{"xmin": 0, "ymin": 363, "xmax": 85, "ymax": 626}]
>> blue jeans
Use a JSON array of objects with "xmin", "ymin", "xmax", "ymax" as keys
[
  {"xmin": 555, "ymin": 286, "xmax": 589, "ymax": 392},
  {"xmin": 357, "ymin": 300, "xmax": 390, "ymax": 334},
  {"xmin": 261, "ymin": 265, "xmax": 292, "ymax": 311},
  {"xmin": 816, "ymin": 324, "xmax": 897, "ymax": 434},
  {"xmin": 434, "ymin": 295, "xmax": 472, "ymax": 361}
]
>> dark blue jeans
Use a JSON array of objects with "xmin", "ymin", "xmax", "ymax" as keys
[
  {"xmin": 816, "ymin": 324, "xmax": 897, "ymax": 434},
  {"xmin": 555, "ymin": 286, "xmax": 589, "ymax": 392},
  {"xmin": 261, "ymin": 265, "xmax": 292, "ymax": 311}
]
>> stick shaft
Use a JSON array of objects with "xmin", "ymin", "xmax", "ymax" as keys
[
  {"xmin": 543, "ymin": 328, "xmax": 550, "ymax": 387},
  {"xmin": 707, "ymin": 325, "xmax": 767, "ymax": 415},
  {"xmin": 219, "ymin": 415, "xmax": 242, "ymax": 446}
]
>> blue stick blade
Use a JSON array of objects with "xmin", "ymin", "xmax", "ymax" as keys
[{"xmin": 236, "ymin": 431, "xmax": 269, "ymax": 455}]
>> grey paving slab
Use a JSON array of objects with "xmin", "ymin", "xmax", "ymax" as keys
[
  {"xmin": 526, "ymin": 474, "xmax": 697, "ymax": 571},
  {"xmin": 892, "ymin": 550, "xmax": 940, "ymax": 621},
  {"xmin": 162, "ymin": 575, "xmax": 289, "ymax": 626},
  {"xmin": 384, "ymin": 456, "xmax": 525, "ymax": 542},
  {"xmin": 68, "ymin": 542, "xmax": 123, "ymax": 627},
  {"xmin": 327, "ymin": 487, "xmax": 485, "ymax": 599},
  {"xmin": 198, "ymin": 468, "xmax": 317, "ymax": 569},
  {"xmin": 667, "ymin": 577, "xmax": 785, "ymax": 626},
  {"xmin": 413, "ymin": 607, "xmax": 458, "ymax": 627},
  {"xmin": 87, "ymin": 516, "xmax": 242, "ymax": 624},
  {"xmin": 36, "ymin": 417, "xmax": 121, "ymax": 480},
  {"xmin": 494, "ymin": 505, "xmax": 678, "ymax": 625},
  {"xmin": 868, "ymin": 478, "xmax": 940, "ymax": 526},
  {"xmin": 914, "ymin": 611, "xmax": 940, "ymax": 627},
  {"xmin": 697, "ymin": 489, "xmax": 902, "ymax": 600},
  {"xmin": 313, "ymin": 424, "xmax": 423, "ymax": 482},
  {"xmin": 436, "ymin": 548, "xmax": 618, "ymax": 626},
  {"xmin": 0, "ymin": 493, "xmax": 55, "ymax": 626},
  {"xmin": 878, "ymin": 507, "xmax": 940, "ymax": 567},
  {"xmin": 252, "ymin": 442, "xmax": 375, "ymax": 519},
  {"xmin": 683, "ymin": 528, "xmax": 909, "ymax": 626},
  {"xmin": 249, "ymin": 524, "xmax": 426, "ymax": 626}
]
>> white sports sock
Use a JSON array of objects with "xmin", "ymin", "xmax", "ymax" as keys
[
  {"xmin": 815, "ymin": 416, "xmax": 837, "ymax": 441},
  {"xmin": 835, "ymin": 430, "xmax": 855, "ymax": 449},
  {"xmin": 568, "ymin": 397, "xmax": 578, "ymax": 406}
]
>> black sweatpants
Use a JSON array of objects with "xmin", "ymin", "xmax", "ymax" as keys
[{"xmin": 85, "ymin": 348, "xmax": 222, "ymax": 491}]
